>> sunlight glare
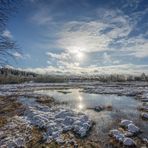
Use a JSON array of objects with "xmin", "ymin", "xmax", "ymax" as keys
[
  {"xmin": 69, "ymin": 46, "xmax": 85, "ymax": 61},
  {"xmin": 78, "ymin": 103, "xmax": 84, "ymax": 110},
  {"xmin": 78, "ymin": 95, "xmax": 82, "ymax": 101},
  {"xmin": 76, "ymin": 51, "xmax": 84, "ymax": 60}
]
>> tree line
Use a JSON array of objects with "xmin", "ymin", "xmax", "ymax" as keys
[{"xmin": 0, "ymin": 68, "xmax": 148, "ymax": 84}]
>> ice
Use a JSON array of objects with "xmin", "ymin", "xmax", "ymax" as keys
[
  {"xmin": 17, "ymin": 96, "xmax": 93, "ymax": 143},
  {"xmin": 123, "ymin": 138, "xmax": 136, "ymax": 146},
  {"xmin": 109, "ymin": 129, "xmax": 125, "ymax": 142},
  {"xmin": 109, "ymin": 119, "xmax": 141, "ymax": 147},
  {"xmin": 56, "ymin": 137, "xmax": 65, "ymax": 144},
  {"xmin": 120, "ymin": 120, "xmax": 133, "ymax": 128},
  {"xmin": 141, "ymin": 112, "xmax": 148, "ymax": 120},
  {"xmin": 127, "ymin": 123, "xmax": 140, "ymax": 134},
  {"xmin": 1, "ymin": 81, "xmax": 148, "ymax": 99},
  {"xmin": 140, "ymin": 105, "xmax": 148, "ymax": 112},
  {"xmin": 94, "ymin": 105, "xmax": 104, "ymax": 112},
  {"xmin": 0, "ymin": 82, "xmax": 147, "ymax": 147},
  {"xmin": 0, "ymin": 116, "xmax": 32, "ymax": 147}
]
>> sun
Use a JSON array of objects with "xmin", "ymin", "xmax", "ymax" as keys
[
  {"xmin": 72, "ymin": 49, "xmax": 84, "ymax": 61},
  {"xmin": 68, "ymin": 46, "xmax": 85, "ymax": 61},
  {"xmin": 76, "ymin": 51, "xmax": 84, "ymax": 59}
]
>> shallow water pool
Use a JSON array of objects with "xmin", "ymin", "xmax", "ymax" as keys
[
  {"xmin": 35, "ymin": 89, "xmax": 148, "ymax": 145},
  {"xmin": 35, "ymin": 89, "xmax": 139, "ymax": 115}
]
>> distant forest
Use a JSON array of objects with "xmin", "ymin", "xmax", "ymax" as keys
[{"xmin": 0, "ymin": 68, "xmax": 148, "ymax": 84}]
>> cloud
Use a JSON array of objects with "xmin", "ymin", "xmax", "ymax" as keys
[
  {"xmin": 46, "ymin": 51, "xmax": 81, "ymax": 68},
  {"xmin": 19, "ymin": 0, "xmax": 148, "ymax": 75},
  {"xmin": 45, "ymin": 6, "xmax": 147, "ymax": 72},
  {"xmin": 103, "ymin": 52, "xmax": 112, "ymax": 64},
  {"xmin": 31, "ymin": 4, "xmax": 147, "ymax": 62},
  {"xmin": 103, "ymin": 52, "xmax": 120, "ymax": 65},
  {"xmin": 53, "ymin": 7, "xmax": 148, "ymax": 61},
  {"xmin": 56, "ymin": 21, "xmax": 111, "ymax": 53},
  {"xmin": 12, "ymin": 52, "xmax": 23, "ymax": 59},
  {"xmin": 2, "ymin": 30, "xmax": 13, "ymax": 38},
  {"xmin": 116, "ymin": 35, "xmax": 148, "ymax": 58},
  {"xmin": 31, "ymin": 9, "xmax": 52, "ymax": 26},
  {"xmin": 122, "ymin": 0, "xmax": 142, "ymax": 10},
  {"xmin": 24, "ymin": 54, "xmax": 31, "ymax": 59},
  {"xmin": 45, "ymin": 8, "xmax": 133, "ymax": 69},
  {"xmin": 21, "ymin": 64, "xmax": 148, "ymax": 75},
  {"xmin": 54, "ymin": 8, "xmax": 133, "ymax": 55},
  {"xmin": 12, "ymin": 52, "xmax": 31, "ymax": 60}
]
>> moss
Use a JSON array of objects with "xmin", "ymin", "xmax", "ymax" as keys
[
  {"xmin": 106, "ymin": 105, "xmax": 113, "ymax": 111},
  {"xmin": 36, "ymin": 96, "xmax": 54, "ymax": 106},
  {"xmin": 47, "ymin": 142, "xmax": 59, "ymax": 148},
  {"xmin": 0, "ymin": 98, "xmax": 24, "ymax": 117},
  {"xmin": 26, "ymin": 127, "xmax": 43, "ymax": 148},
  {"xmin": 0, "ymin": 116, "xmax": 7, "ymax": 128}
]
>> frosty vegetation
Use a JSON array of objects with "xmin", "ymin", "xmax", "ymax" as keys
[{"xmin": 0, "ymin": 67, "xmax": 148, "ymax": 84}]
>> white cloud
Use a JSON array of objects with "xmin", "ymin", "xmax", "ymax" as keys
[
  {"xmin": 2, "ymin": 30, "xmax": 13, "ymax": 38},
  {"xmin": 21, "ymin": 64, "xmax": 148, "ymax": 75},
  {"xmin": 31, "ymin": 9, "xmax": 52, "ymax": 26},
  {"xmin": 57, "ymin": 21, "xmax": 111, "ymax": 53},
  {"xmin": 54, "ymin": 8, "xmax": 133, "ymax": 55},
  {"xmin": 28, "ymin": 4, "xmax": 147, "ymax": 74},
  {"xmin": 12, "ymin": 52, "xmax": 31, "ymax": 60},
  {"xmin": 103, "ymin": 52, "xmax": 120, "ymax": 65},
  {"xmin": 46, "ymin": 51, "xmax": 81, "ymax": 68},
  {"xmin": 45, "ymin": 7, "xmax": 146, "ymax": 71},
  {"xmin": 122, "ymin": 0, "xmax": 142, "ymax": 10},
  {"xmin": 103, "ymin": 52, "xmax": 112, "ymax": 64},
  {"xmin": 12, "ymin": 52, "xmax": 23, "ymax": 59},
  {"xmin": 117, "ymin": 35, "xmax": 148, "ymax": 58},
  {"xmin": 113, "ymin": 60, "xmax": 120, "ymax": 64},
  {"xmin": 52, "ymin": 8, "xmax": 148, "ymax": 61}
]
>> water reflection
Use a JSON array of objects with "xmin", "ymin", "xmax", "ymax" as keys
[
  {"xmin": 35, "ymin": 89, "xmax": 140, "ymax": 113},
  {"xmin": 77, "ymin": 95, "xmax": 85, "ymax": 111},
  {"xmin": 34, "ymin": 89, "xmax": 147, "ymax": 145},
  {"xmin": 78, "ymin": 103, "xmax": 84, "ymax": 110},
  {"xmin": 78, "ymin": 95, "xmax": 82, "ymax": 101}
]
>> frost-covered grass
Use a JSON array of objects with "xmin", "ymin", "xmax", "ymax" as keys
[
  {"xmin": 0, "ymin": 82, "xmax": 148, "ymax": 147},
  {"xmin": 0, "ymin": 95, "xmax": 93, "ymax": 147}
]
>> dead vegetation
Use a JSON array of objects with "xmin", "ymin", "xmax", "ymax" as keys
[
  {"xmin": 0, "ymin": 116, "xmax": 7, "ymax": 128},
  {"xmin": 26, "ymin": 127, "xmax": 43, "ymax": 148},
  {"xmin": 0, "ymin": 96, "xmax": 25, "ymax": 117}
]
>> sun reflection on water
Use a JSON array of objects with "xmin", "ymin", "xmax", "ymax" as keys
[
  {"xmin": 77, "ymin": 94, "xmax": 85, "ymax": 111},
  {"xmin": 78, "ymin": 103, "xmax": 84, "ymax": 110}
]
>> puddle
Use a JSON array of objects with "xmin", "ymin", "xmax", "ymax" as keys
[
  {"xmin": 35, "ymin": 89, "xmax": 140, "ymax": 115},
  {"xmin": 34, "ymin": 89, "xmax": 147, "ymax": 140}
]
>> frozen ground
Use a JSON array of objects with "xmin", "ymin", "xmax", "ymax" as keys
[{"xmin": 0, "ymin": 81, "xmax": 147, "ymax": 147}]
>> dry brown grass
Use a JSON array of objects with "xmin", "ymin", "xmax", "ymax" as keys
[
  {"xmin": 26, "ymin": 127, "xmax": 43, "ymax": 148},
  {"xmin": 36, "ymin": 96, "xmax": 54, "ymax": 106},
  {"xmin": 0, "ymin": 116, "xmax": 7, "ymax": 128},
  {"xmin": 0, "ymin": 96, "xmax": 25, "ymax": 117}
]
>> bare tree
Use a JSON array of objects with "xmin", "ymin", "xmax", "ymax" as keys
[{"xmin": 0, "ymin": 0, "xmax": 20, "ymax": 66}]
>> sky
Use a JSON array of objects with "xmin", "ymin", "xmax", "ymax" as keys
[{"xmin": 4, "ymin": 0, "xmax": 148, "ymax": 75}]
